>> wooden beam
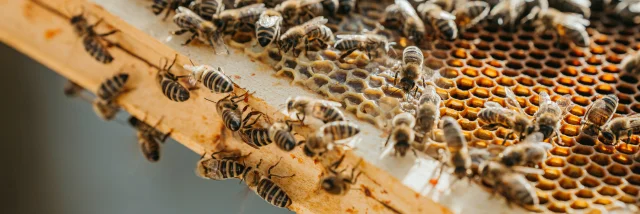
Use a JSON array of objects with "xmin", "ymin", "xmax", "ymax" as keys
[{"xmin": 0, "ymin": 0, "xmax": 451, "ymax": 213}]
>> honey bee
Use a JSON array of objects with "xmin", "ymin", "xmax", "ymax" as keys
[
  {"xmin": 303, "ymin": 121, "xmax": 360, "ymax": 157},
  {"xmin": 152, "ymin": 0, "xmax": 194, "ymax": 20},
  {"xmin": 255, "ymin": 158, "xmax": 295, "ymax": 208},
  {"xmin": 278, "ymin": 16, "xmax": 330, "ymax": 56},
  {"xmin": 213, "ymin": 3, "xmax": 266, "ymax": 33},
  {"xmin": 92, "ymin": 73, "xmax": 130, "ymax": 120},
  {"xmin": 276, "ymin": 0, "xmax": 324, "ymax": 26},
  {"xmin": 321, "ymin": 155, "xmax": 363, "ymax": 195},
  {"xmin": 548, "ymin": 0, "xmax": 590, "ymax": 18},
  {"xmin": 129, "ymin": 116, "xmax": 172, "ymax": 162},
  {"xmin": 182, "ymin": 63, "xmax": 234, "ymax": 93},
  {"xmin": 478, "ymin": 90, "xmax": 531, "ymax": 144},
  {"xmin": 239, "ymin": 111, "xmax": 272, "ymax": 149},
  {"xmin": 189, "ymin": 0, "xmax": 225, "ymax": 20},
  {"xmin": 382, "ymin": 4, "xmax": 404, "ymax": 28},
  {"xmin": 622, "ymin": 52, "xmax": 640, "ymax": 75},
  {"xmin": 528, "ymin": 91, "xmax": 572, "ymax": 143},
  {"xmin": 396, "ymin": 0, "xmax": 427, "ymax": 44},
  {"xmin": 385, "ymin": 113, "xmax": 417, "ymax": 156},
  {"xmin": 535, "ymin": 8, "xmax": 590, "ymax": 47},
  {"xmin": 209, "ymin": 92, "xmax": 262, "ymax": 132},
  {"xmin": 415, "ymin": 85, "xmax": 442, "ymax": 140},
  {"xmin": 256, "ymin": 10, "xmax": 283, "ymax": 47},
  {"xmin": 453, "ymin": 1, "xmax": 491, "ymax": 30},
  {"xmin": 500, "ymin": 132, "xmax": 553, "ymax": 167},
  {"xmin": 334, "ymin": 34, "xmax": 396, "ymax": 60},
  {"xmin": 156, "ymin": 56, "xmax": 191, "ymax": 102},
  {"xmin": 489, "ymin": 0, "xmax": 548, "ymax": 29},
  {"xmin": 581, "ymin": 94, "xmax": 619, "ymax": 136},
  {"xmin": 600, "ymin": 115, "xmax": 640, "ymax": 145},
  {"xmin": 195, "ymin": 152, "xmax": 254, "ymax": 180},
  {"xmin": 172, "ymin": 6, "xmax": 229, "ymax": 54},
  {"xmin": 478, "ymin": 161, "xmax": 539, "ymax": 207},
  {"xmin": 70, "ymin": 11, "xmax": 118, "ymax": 64},
  {"xmin": 285, "ymin": 96, "xmax": 345, "ymax": 124},
  {"xmin": 269, "ymin": 120, "xmax": 301, "ymax": 151},
  {"xmin": 395, "ymin": 46, "xmax": 424, "ymax": 95},
  {"xmin": 441, "ymin": 116, "xmax": 471, "ymax": 179},
  {"xmin": 416, "ymin": 2, "xmax": 458, "ymax": 40},
  {"xmin": 616, "ymin": 0, "xmax": 640, "ymax": 24}
]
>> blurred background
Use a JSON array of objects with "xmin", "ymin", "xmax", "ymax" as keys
[{"xmin": 0, "ymin": 43, "xmax": 290, "ymax": 214}]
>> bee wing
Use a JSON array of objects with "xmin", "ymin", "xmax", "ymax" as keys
[
  {"xmin": 432, "ymin": 10, "xmax": 457, "ymax": 20},
  {"xmin": 511, "ymin": 166, "xmax": 545, "ymax": 175},
  {"xmin": 176, "ymin": 6, "xmax": 201, "ymax": 18},
  {"xmin": 556, "ymin": 94, "xmax": 574, "ymax": 115},
  {"xmin": 302, "ymin": 16, "xmax": 328, "ymax": 28},
  {"xmin": 522, "ymin": 132, "xmax": 544, "ymax": 144},
  {"xmin": 316, "ymin": 99, "xmax": 343, "ymax": 107},
  {"xmin": 257, "ymin": 14, "xmax": 282, "ymax": 28},
  {"xmin": 629, "ymin": 1, "xmax": 640, "ymax": 13},
  {"xmin": 504, "ymin": 87, "xmax": 525, "ymax": 114},
  {"xmin": 336, "ymin": 34, "xmax": 363, "ymax": 40},
  {"xmin": 453, "ymin": 1, "xmax": 490, "ymax": 27},
  {"xmin": 484, "ymin": 101, "xmax": 503, "ymax": 109},
  {"xmin": 396, "ymin": 0, "xmax": 419, "ymax": 17}
]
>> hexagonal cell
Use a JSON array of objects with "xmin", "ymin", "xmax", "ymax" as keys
[
  {"xmin": 329, "ymin": 70, "xmax": 348, "ymax": 83},
  {"xmin": 450, "ymin": 88, "xmax": 471, "ymax": 100},
  {"xmin": 590, "ymin": 153, "xmax": 612, "ymax": 166},
  {"xmin": 368, "ymin": 76, "xmax": 384, "ymax": 88},
  {"xmin": 611, "ymin": 153, "xmax": 633, "ymax": 165},
  {"xmin": 575, "ymin": 189, "xmax": 594, "ymax": 199},
  {"xmin": 444, "ymin": 99, "xmax": 466, "ymax": 111},
  {"xmin": 617, "ymin": 84, "xmax": 636, "ymax": 95},
  {"xmin": 575, "ymin": 85, "xmax": 594, "ymax": 97},
  {"xmin": 580, "ymin": 176, "xmax": 601, "ymax": 188},
  {"xmin": 603, "ymin": 176, "xmax": 623, "ymax": 186},
  {"xmin": 329, "ymin": 84, "xmax": 348, "ymax": 95},
  {"xmin": 550, "ymin": 147, "xmax": 570, "ymax": 156},
  {"xmin": 595, "ymin": 144, "xmax": 616, "ymax": 154},
  {"xmin": 545, "ymin": 157, "xmax": 565, "ymax": 168},
  {"xmin": 562, "ymin": 165, "xmax": 584, "ymax": 179},
  {"xmin": 594, "ymin": 198, "xmax": 614, "ymax": 206},
  {"xmin": 450, "ymin": 48, "xmax": 467, "ymax": 59},
  {"xmin": 536, "ymin": 179, "xmax": 557, "ymax": 190},
  {"xmin": 509, "ymin": 50, "xmax": 527, "ymax": 60},
  {"xmin": 607, "ymin": 54, "xmax": 624, "ymax": 64},
  {"xmin": 602, "ymin": 64, "xmax": 620, "ymax": 73},
  {"xmin": 558, "ymin": 177, "xmax": 578, "ymax": 190},
  {"xmin": 357, "ymin": 101, "xmax": 381, "ymax": 118},
  {"xmin": 622, "ymin": 185, "xmax": 639, "ymax": 196},
  {"xmin": 586, "ymin": 164, "xmax": 607, "ymax": 178},
  {"xmin": 607, "ymin": 164, "xmax": 629, "ymax": 177},
  {"xmin": 598, "ymin": 186, "xmax": 619, "ymax": 197},
  {"xmin": 599, "ymin": 73, "xmax": 617, "ymax": 83},
  {"xmin": 481, "ymin": 67, "xmax": 499, "ymax": 78},
  {"xmin": 471, "ymin": 88, "xmax": 490, "ymax": 99},
  {"xmin": 547, "ymin": 203, "xmax": 567, "ymax": 213},
  {"xmin": 466, "ymin": 97, "xmax": 485, "ymax": 108},
  {"xmin": 561, "ymin": 67, "xmax": 579, "ymax": 77},
  {"xmin": 475, "ymin": 77, "xmax": 495, "ymax": 88},
  {"xmin": 343, "ymin": 93, "xmax": 364, "ymax": 106}
]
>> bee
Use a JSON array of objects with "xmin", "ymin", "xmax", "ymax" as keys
[
  {"xmin": 581, "ymin": 94, "xmax": 619, "ymax": 137},
  {"xmin": 285, "ymin": 96, "xmax": 345, "ymax": 124},
  {"xmin": 385, "ymin": 113, "xmax": 417, "ymax": 157},
  {"xmin": 129, "ymin": 116, "xmax": 172, "ymax": 162},
  {"xmin": 188, "ymin": 0, "xmax": 225, "ymax": 20},
  {"xmin": 92, "ymin": 73, "xmax": 130, "ymax": 120},
  {"xmin": 534, "ymin": 8, "xmax": 590, "ymax": 47},
  {"xmin": 478, "ymin": 161, "xmax": 540, "ymax": 207},
  {"xmin": 478, "ymin": 92, "xmax": 531, "ymax": 144},
  {"xmin": 156, "ymin": 56, "xmax": 191, "ymax": 102},
  {"xmin": 182, "ymin": 63, "xmax": 234, "ymax": 93},
  {"xmin": 453, "ymin": 1, "xmax": 491, "ymax": 30},
  {"xmin": 172, "ymin": 6, "xmax": 230, "ymax": 54},
  {"xmin": 415, "ymin": 85, "xmax": 442, "ymax": 140},
  {"xmin": 500, "ymin": 132, "xmax": 553, "ymax": 167},
  {"xmin": 63, "ymin": 80, "xmax": 85, "ymax": 97},
  {"xmin": 303, "ymin": 121, "xmax": 360, "ymax": 157},
  {"xmin": 321, "ymin": 155, "xmax": 363, "ymax": 195},
  {"xmin": 209, "ymin": 92, "xmax": 263, "ymax": 132},
  {"xmin": 213, "ymin": 3, "xmax": 267, "ymax": 33},
  {"xmin": 276, "ymin": 0, "xmax": 324, "ymax": 26},
  {"xmin": 489, "ymin": 0, "xmax": 548, "ymax": 29},
  {"xmin": 528, "ymin": 91, "xmax": 572, "ymax": 143},
  {"xmin": 395, "ymin": 46, "xmax": 424, "ymax": 95},
  {"xmin": 239, "ymin": 111, "xmax": 272, "ymax": 149},
  {"xmin": 152, "ymin": 0, "xmax": 193, "ymax": 20},
  {"xmin": 256, "ymin": 10, "xmax": 283, "ymax": 47},
  {"xmin": 70, "ymin": 11, "xmax": 118, "ymax": 64},
  {"xmin": 622, "ymin": 52, "xmax": 640, "ymax": 75},
  {"xmin": 278, "ymin": 16, "xmax": 329, "ymax": 56},
  {"xmin": 195, "ymin": 152, "xmax": 254, "ymax": 180},
  {"xmin": 269, "ymin": 120, "xmax": 300, "ymax": 151},
  {"xmin": 255, "ymin": 158, "xmax": 295, "ymax": 208},
  {"xmin": 616, "ymin": 0, "xmax": 640, "ymax": 24},
  {"xmin": 382, "ymin": 4, "xmax": 404, "ymax": 28},
  {"xmin": 337, "ymin": 0, "xmax": 356, "ymax": 14},
  {"xmin": 417, "ymin": 2, "xmax": 458, "ymax": 40},
  {"xmin": 395, "ymin": 0, "xmax": 427, "ymax": 44},
  {"xmin": 334, "ymin": 34, "xmax": 396, "ymax": 60},
  {"xmin": 548, "ymin": 0, "xmax": 590, "ymax": 18},
  {"xmin": 441, "ymin": 116, "xmax": 471, "ymax": 179},
  {"xmin": 63, "ymin": 79, "xmax": 120, "ymax": 121},
  {"xmin": 600, "ymin": 115, "xmax": 640, "ymax": 146}
]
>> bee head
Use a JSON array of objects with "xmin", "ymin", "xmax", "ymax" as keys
[
  {"xmin": 321, "ymin": 177, "xmax": 342, "ymax": 195},
  {"xmin": 128, "ymin": 116, "xmax": 140, "ymax": 127},
  {"xmin": 398, "ymin": 77, "xmax": 415, "ymax": 92},
  {"xmin": 394, "ymin": 142, "xmax": 410, "ymax": 157},
  {"xmin": 303, "ymin": 144, "xmax": 317, "ymax": 157},
  {"xmin": 600, "ymin": 130, "xmax": 616, "ymax": 145}
]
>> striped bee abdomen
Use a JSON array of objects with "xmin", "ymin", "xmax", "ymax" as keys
[
  {"xmin": 242, "ymin": 128, "xmax": 272, "ymax": 148},
  {"xmin": 161, "ymin": 79, "xmax": 190, "ymax": 102},
  {"xmin": 334, "ymin": 39, "xmax": 358, "ymax": 51},
  {"xmin": 203, "ymin": 70, "xmax": 233, "ymax": 93},
  {"xmin": 257, "ymin": 178, "xmax": 292, "ymax": 208},
  {"xmin": 83, "ymin": 36, "xmax": 113, "ymax": 64},
  {"xmin": 257, "ymin": 26, "xmax": 277, "ymax": 47},
  {"xmin": 435, "ymin": 19, "xmax": 458, "ymax": 40},
  {"xmin": 220, "ymin": 159, "xmax": 247, "ymax": 179},
  {"xmin": 322, "ymin": 121, "xmax": 360, "ymax": 141},
  {"xmin": 313, "ymin": 104, "xmax": 345, "ymax": 123},
  {"xmin": 478, "ymin": 108, "xmax": 512, "ymax": 128},
  {"xmin": 138, "ymin": 133, "xmax": 161, "ymax": 162},
  {"xmin": 274, "ymin": 130, "xmax": 296, "ymax": 151},
  {"xmin": 97, "ymin": 73, "xmax": 129, "ymax": 100},
  {"xmin": 222, "ymin": 109, "xmax": 242, "ymax": 131}
]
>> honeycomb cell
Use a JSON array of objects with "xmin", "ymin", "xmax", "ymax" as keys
[
  {"xmin": 475, "ymin": 77, "xmax": 495, "ymax": 88},
  {"xmin": 382, "ymin": 85, "xmax": 404, "ymax": 98},
  {"xmin": 546, "ymin": 157, "xmax": 566, "ymax": 167},
  {"xmin": 451, "ymin": 48, "xmax": 467, "ymax": 59},
  {"xmin": 582, "ymin": 66, "xmax": 599, "ymax": 75},
  {"xmin": 486, "ymin": 60, "xmax": 503, "ymax": 68},
  {"xmin": 490, "ymin": 51, "xmax": 507, "ymax": 60},
  {"xmin": 595, "ymin": 84, "xmax": 615, "ymax": 94},
  {"xmin": 620, "ymin": 75, "xmax": 639, "ymax": 84},
  {"xmin": 567, "ymin": 155, "xmax": 589, "ymax": 166},
  {"xmin": 559, "ymin": 177, "xmax": 578, "ymax": 190},
  {"xmin": 576, "ymin": 189, "xmax": 594, "ymax": 198},
  {"xmin": 591, "ymin": 46, "xmax": 606, "ymax": 55},
  {"xmin": 602, "ymin": 65, "xmax": 620, "ymax": 73},
  {"xmin": 536, "ymin": 179, "xmax": 557, "ymax": 190},
  {"xmin": 456, "ymin": 77, "xmax": 475, "ymax": 90},
  {"xmin": 509, "ymin": 51, "xmax": 527, "ymax": 60},
  {"xmin": 550, "ymin": 147, "xmax": 570, "ymax": 156},
  {"xmin": 565, "ymin": 58, "xmax": 581, "ymax": 66},
  {"xmin": 476, "ymin": 41, "xmax": 491, "ymax": 50},
  {"xmin": 445, "ymin": 99, "xmax": 466, "ymax": 111},
  {"xmin": 450, "ymin": 88, "xmax": 471, "ymax": 100},
  {"xmin": 570, "ymin": 200, "xmax": 589, "ymax": 210},
  {"xmin": 603, "ymin": 176, "xmax": 623, "ymax": 186},
  {"xmin": 617, "ymin": 84, "xmax": 636, "ymax": 95},
  {"xmin": 506, "ymin": 60, "xmax": 523, "ymax": 69},
  {"xmin": 432, "ymin": 50, "xmax": 449, "ymax": 59},
  {"xmin": 346, "ymin": 79, "xmax": 366, "ymax": 93},
  {"xmin": 352, "ymin": 69, "xmax": 369, "ymax": 79},
  {"xmin": 494, "ymin": 43, "xmax": 510, "ymax": 51},
  {"xmin": 545, "ymin": 59, "xmax": 563, "ymax": 68},
  {"xmin": 612, "ymin": 154, "xmax": 633, "ymax": 165},
  {"xmin": 471, "ymin": 88, "xmax": 490, "ymax": 99},
  {"xmin": 544, "ymin": 168, "xmax": 562, "ymax": 180},
  {"xmin": 329, "ymin": 70, "xmax": 348, "ymax": 83},
  {"xmin": 561, "ymin": 67, "xmax": 579, "ymax": 77},
  {"xmin": 461, "ymin": 68, "xmax": 479, "ymax": 77},
  {"xmin": 534, "ymin": 42, "xmax": 550, "ymax": 50},
  {"xmin": 516, "ymin": 77, "xmax": 535, "ymax": 87},
  {"xmin": 547, "ymin": 203, "xmax": 567, "ymax": 213},
  {"xmin": 557, "ymin": 77, "xmax": 575, "ymax": 86},
  {"xmin": 599, "ymin": 73, "xmax": 617, "ymax": 83},
  {"xmin": 598, "ymin": 186, "xmax": 619, "ymax": 196},
  {"xmin": 466, "ymin": 59, "xmax": 482, "ymax": 68},
  {"xmin": 595, "ymin": 144, "xmax": 616, "ymax": 155},
  {"xmin": 525, "ymin": 60, "xmax": 543, "ymax": 69},
  {"xmin": 552, "ymin": 190, "xmax": 572, "ymax": 201},
  {"xmin": 310, "ymin": 60, "xmax": 334, "ymax": 74},
  {"xmin": 587, "ymin": 164, "xmax": 607, "ymax": 178},
  {"xmin": 529, "ymin": 50, "xmax": 546, "ymax": 60},
  {"xmin": 343, "ymin": 93, "xmax": 364, "ymax": 106},
  {"xmin": 594, "ymin": 198, "xmax": 613, "ymax": 206},
  {"xmin": 621, "ymin": 185, "xmax": 639, "ymax": 196},
  {"xmin": 618, "ymin": 195, "xmax": 636, "ymax": 204},
  {"xmin": 607, "ymin": 54, "xmax": 623, "ymax": 64},
  {"xmin": 608, "ymin": 164, "xmax": 629, "ymax": 177}
]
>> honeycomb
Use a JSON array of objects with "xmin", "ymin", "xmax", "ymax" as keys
[{"xmin": 214, "ymin": 2, "xmax": 640, "ymax": 213}]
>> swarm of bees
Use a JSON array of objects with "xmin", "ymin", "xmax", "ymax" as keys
[{"xmin": 61, "ymin": 0, "xmax": 640, "ymax": 212}]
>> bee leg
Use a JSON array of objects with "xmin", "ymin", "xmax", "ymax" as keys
[
  {"xmin": 172, "ymin": 29, "xmax": 189, "ymax": 36},
  {"xmin": 384, "ymin": 126, "xmax": 394, "ymax": 147},
  {"xmin": 330, "ymin": 154, "xmax": 347, "ymax": 173},
  {"xmin": 295, "ymin": 113, "xmax": 306, "ymax": 126},
  {"xmin": 183, "ymin": 33, "xmax": 198, "ymax": 46},
  {"xmin": 267, "ymin": 157, "xmax": 295, "ymax": 179},
  {"xmin": 502, "ymin": 132, "xmax": 513, "ymax": 145},
  {"xmin": 554, "ymin": 129, "xmax": 563, "ymax": 146},
  {"xmin": 97, "ymin": 30, "xmax": 119, "ymax": 37},
  {"xmin": 626, "ymin": 130, "xmax": 633, "ymax": 144}
]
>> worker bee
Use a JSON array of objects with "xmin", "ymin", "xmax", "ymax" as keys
[
  {"xmin": 534, "ymin": 8, "xmax": 590, "ymax": 47},
  {"xmin": 581, "ymin": 94, "xmax": 619, "ymax": 136},
  {"xmin": 528, "ymin": 91, "xmax": 572, "ymax": 143},
  {"xmin": 156, "ymin": 56, "xmax": 191, "ymax": 102},
  {"xmin": 417, "ymin": 2, "xmax": 458, "ymax": 40},
  {"xmin": 321, "ymin": 155, "xmax": 363, "ymax": 195},
  {"xmin": 303, "ymin": 121, "xmax": 360, "ymax": 157},
  {"xmin": 395, "ymin": 0, "xmax": 427, "ymax": 44},
  {"xmin": 213, "ymin": 3, "xmax": 267, "ymax": 33},
  {"xmin": 129, "ymin": 116, "xmax": 172, "ymax": 162},
  {"xmin": 256, "ymin": 10, "xmax": 283, "ymax": 47},
  {"xmin": 92, "ymin": 73, "xmax": 130, "ymax": 120},
  {"xmin": 334, "ymin": 34, "xmax": 396, "ymax": 60},
  {"xmin": 188, "ymin": 0, "xmax": 224, "ymax": 20},
  {"xmin": 285, "ymin": 96, "xmax": 345, "ymax": 124},
  {"xmin": 489, "ymin": 0, "xmax": 548, "ymax": 29},
  {"xmin": 239, "ymin": 111, "xmax": 272, "ymax": 149},
  {"xmin": 616, "ymin": 0, "xmax": 640, "ymax": 24},
  {"xmin": 382, "ymin": 4, "xmax": 404, "ymax": 28},
  {"xmin": 395, "ymin": 46, "xmax": 424, "ymax": 95},
  {"xmin": 500, "ymin": 132, "xmax": 553, "ymax": 167},
  {"xmin": 209, "ymin": 92, "xmax": 263, "ymax": 132},
  {"xmin": 276, "ymin": 0, "xmax": 324, "ymax": 26},
  {"xmin": 441, "ymin": 116, "xmax": 471, "ymax": 179},
  {"xmin": 269, "ymin": 120, "xmax": 301, "ymax": 151},
  {"xmin": 172, "ymin": 6, "xmax": 229, "ymax": 54},
  {"xmin": 152, "ymin": 0, "xmax": 193, "ymax": 20},
  {"xmin": 182, "ymin": 63, "xmax": 234, "ymax": 93},
  {"xmin": 385, "ymin": 112, "xmax": 417, "ymax": 157},
  {"xmin": 478, "ymin": 161, "xmax": 540, "ymax": 207},
  {"xmin": 278, "ymin": 16, "xmax": 330, "ymax": 56},
  {"xmin": 70, "ymin": 11, "xmax": 118, "ymax": 64},
  {"xmin": 548, "ymin": 0, "xmax": 590, "ymax": 18},
  {"xmin": 255, "ymin": 158, "xmax": 295, "ymax": 208},
  {"xmin": 415, "ymin": 85, "xmax": 442, "ymax": 140},
  {"xmin": 304, "ymin": 23, "xmax": 335, "ymax": 53},
  {"xmin": 600, "ymin": 115, "xmax": 640, "ymax": 145},
  {"xmin": 453, "ymin": 1, "xmax": 491, "ymax": 30},
  {"xmin": 196, "ymin": 152, "xmax": 254, "ymax": 180},
  {"xmin": 478, "ymin": 89, "xmax": 531, "ymax": 144},
  {"xmin": 621, "ymin": 52, "xmax": 640, "ymax": 75}
]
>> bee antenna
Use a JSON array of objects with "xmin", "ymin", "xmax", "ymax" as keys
[
  {"xmin": 189, "ymin": 58, "xmax": 195, "ymax": 66},
  {"xmin": 204, "ymin": 98, "xmax": 218, "ymax": 103}
]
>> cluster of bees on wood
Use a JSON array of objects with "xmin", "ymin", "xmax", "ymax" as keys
[{"xmin": 58, "ymin": 0, "xmax": 640, "ymax": 212}]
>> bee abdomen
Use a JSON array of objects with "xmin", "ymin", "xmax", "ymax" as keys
[
  {"xmin": 97, "ymin": 73, "xmax": 129, "ymax": 100},
  {"xmin": 222, "ymin": 109, "xmax": 242, "ymax": 131},
  {"xmin": 139, "ymin": 135, "xmax": 161, "ymax": 162},
  {"xmin": 243, "ymin": 128, "xmax": 272, "ymax": 147},
  {"xmin": 220, "ymin": 159, "xmax": 246, "ymax": 179},
  {"xmin": 83, "ymin": 36, "xmax": 113, "ymax": 64},
  {"xmin": 193, "ymin": 1, "xmax": 219, "ymax": 20},
  {"xmin": 257, "ymin": 27, "xmax": 276, "ymax": 47},
  {"xmin": 161, "ymin": 79, "xmax": 190, "ymax": 102},
  {"xmin": 435, "ymin": 19, "xmax": 458, "ymax": 40},
  {"xmin": 335, "ymin": 40, "xmax": 358, "ymax": 51},
  {"xmin": 321, "ymin": 106, "xmax": 345, "ymax": 123},
  {"xmin": 203, "ymin": 70, "xmax": 233, "ymax": 93},
  {"xmin": 274, "ymin": 130, "xmax": 296, "ymax": 151},
  {"xmin": 324, "ymin": 121, "xmax": 360, "ymax": 140},
  {"xmin": 257, "ymin": 179, "xmax": 292, "ymax": 208}
]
